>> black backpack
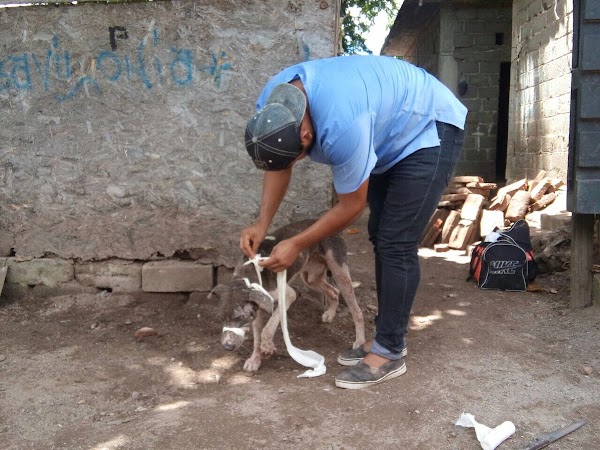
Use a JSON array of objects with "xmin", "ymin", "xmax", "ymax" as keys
[{"xmin": 467, "ymin": 219, "xmax": 537, "ymax": 292}]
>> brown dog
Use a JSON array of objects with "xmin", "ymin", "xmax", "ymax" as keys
[{"xmin": 209, "ymin": 220, "xmax": 365, "ymax": 372}]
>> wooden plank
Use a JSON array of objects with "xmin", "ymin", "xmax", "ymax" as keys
[
  {"xmin": 571, "ymin": 214, "xmax": 594, "ymax": 308},
  {"xmin": 421, "ymin": 218, "xmax": 444, "ymax": 247},
  {"xmin": 443, "ymin": 186, "xmax": 472, "ymax": 195},
  {"xmin": 465, "ymin": 182, "xmax": 498, "ymax": 190},
  {"xmin": 530, "ymin": 177, "xmax": 552, "ymax": 202},
  {"xmin": 441, "ymin": 210, "xmax": 461, "ymax": 243},
  {"xmin": 488, "ymin": 193, "xmax": 511, "ymax": 211},
  {"xmin": 480, "ymin": 209, "xmax": 505, "ymax": 238},
  {"xmin": 451, "ymin": 176, "xmax": 483, "ymax": 184},
  {"xmin": 448, "ymin": 219, "xmax": 476, "ymax": 250},
  {"xmin": 505, "ymin": 190, "xmax": 531, "ymax": 221},
  {"xmin": 420, "ymin": 209, "xmax": 447, "ymax": 246},
  {"xmin": 440, "ymin": 193, "xmax": 469, "ymax": 203},
  {"xmin": 528, "ymin": 170, "xmax": 547, "ymax": 192},
  {"xmin": 530, "ymin": 192, "xmax": 557, "ymax": 211},
  {"xmin": 460, "ymin": 194, "xmax": 485, "ymax": 221},
  {"xmin": 438, "ymin": 200, "xmax": 463, "ymax": 208},
  {"xmin": 497, "ymin": 178, "xmax": 528, "ymax": 198}
]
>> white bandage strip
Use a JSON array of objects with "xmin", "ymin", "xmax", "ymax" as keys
[
  {"xmin": 244, "ymin": 254, "xmax": 326, "ymax": 378},
  {"xmin": 277, "ymin": 271, "xmax": 326, "ymax": 378},
  {"xmin": 222, "ymin": 326, "xmax": 246, "ymax": 337}
]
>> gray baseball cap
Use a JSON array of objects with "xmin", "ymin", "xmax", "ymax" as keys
[{"xmin": 245, "ymin": 83, "xmax": 307, "ymax": 171}]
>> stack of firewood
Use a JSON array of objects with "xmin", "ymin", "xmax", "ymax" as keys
[{"xmin": 420, "ymin": 171, "xmax": 564, "ymax": 251}]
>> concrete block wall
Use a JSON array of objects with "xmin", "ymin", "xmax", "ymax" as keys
[
  {"xmin": 451, "ymin": 6, "xmax": 513, "ymax": 181},
  {"xmin": 1, "ymin": 257, "xmax": 228, "ymax": 297},
  {"xmin": 506, "ymin": 0, "xmax": 573, "ymax": 182}
]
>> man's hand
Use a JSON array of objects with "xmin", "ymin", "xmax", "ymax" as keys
[
  {"xmin": 240, "ymin": 224, "xmax": 267, "ymax": 258},
  {"xmin": 259, "ymin": 238, "xmax": 302, "ymax": 272}
]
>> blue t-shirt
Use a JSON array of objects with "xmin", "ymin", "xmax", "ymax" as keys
[{"xmin": 256, "ymin": 55, "xmax": 468, "ymax": 194}]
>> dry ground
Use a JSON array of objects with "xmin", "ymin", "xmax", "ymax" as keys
[{"xmin": 1, "ymin": 213, "xmax": 599, "ymax": 450}]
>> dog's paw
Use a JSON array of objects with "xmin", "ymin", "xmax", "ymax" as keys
[
  {"xmin": 260, "ymin": 341, "xmax": 277, "ymax": 357},
  {"xmin": 321, "ymin": 309, "xmax": 336, "ymax": 323},
  {"xmin": 243, "ymin": 357, "xmax": 261, "ymax": 372},
  {"xmin": 352, "ymin": 338, "xmax": 366, "ymax": 349}
]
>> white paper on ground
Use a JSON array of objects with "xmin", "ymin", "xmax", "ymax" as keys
[{"xmin": 455, "ymin": 413, "xmax": 516, "ymax": 450}]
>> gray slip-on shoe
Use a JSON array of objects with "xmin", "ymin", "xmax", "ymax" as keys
[
  {"xmin": 335, "ymin": 358, "xmax": 406, "ymax": 390},
  {"xmin": 337, "ymin": 345, "xmax": 407, "ymax": 366}
]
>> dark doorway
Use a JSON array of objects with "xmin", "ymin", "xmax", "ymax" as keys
[{"xmin": 495, "ymin": 61, "xmax": 510, "ymax": 183}]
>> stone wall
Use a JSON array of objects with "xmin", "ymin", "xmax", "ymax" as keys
[
  {"xmin": 0, "ymin": 0, "xmax": 336, "ymax": 276},
  {"xmin": 506, "ymin": 0, "xmax": 573, "ymax": 181}
]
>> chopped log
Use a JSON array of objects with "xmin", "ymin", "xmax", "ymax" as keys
[
  {"xmin": 505, "ymin": 190, "xmax": 531, "ymax": 221},
  {"xmin": 480, "ymin": 209, "xmax": 505, "ymax": 238},
  {"xmin": 443, "ymin": 186, "xmax": 472, "ymax": 195},
  {"xmin": 449, "ymin": 219, "xmax": 477, "ymax": 250},
  {"xmin": 528, "ymin": 170, "xmax": 547, "ymax": 192},
  {"xmin": 466, "ymin": 214, "xmax": 482, "ymax": 246},
  {"xmin": 488, "ymin": 193, "xmax": 511, "ymax": 211},
  {"xmin": 460, "ymin": 194, "xmax": 485, "ymax": 221},
  {"xmin": 468, "ymin": 188, "xmax": 492, "ymax": 198},
  {"xmin": 441, "ymin": 210, "xmax": 461, "ymax": 243},
  {"xmin": 421, "ymin": 218, "xmax": 444, "ymax": 247},
  {"xmin": 530, "ymin": 192, "xmax": 557, "ymax": 211},
  {"xmin": 420, "ymin": 209, "xmax": 449, "ymax": 246},
  {"xmin": 465, "ymin": 182, "xmax": 498, "ymax": 190},
  {"xmin": 547, "ymin": 178, "xmax": 565, "ymax": 192},
  {"xmin": 440, "ymin": 193, "xmax": 469, "ymax": 203},
  {"xmin": 530, "ymin": 178, "xmax": 552, "ymax": 202},
  {"xmin": 497, "ymin": 178, "xmax": 528, "ymax": 198},
  {"xmin": 438, "ymin": 200, "xmax": 464, "ymax": 208},
  {"xmin": 452, "ymin": 175, "xmax": 484, "ymax": 184}
]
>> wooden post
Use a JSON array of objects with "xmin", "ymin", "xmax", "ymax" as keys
[{"xmin": 570, "ymin": 213, "xmax": 595, "ymax": 309}]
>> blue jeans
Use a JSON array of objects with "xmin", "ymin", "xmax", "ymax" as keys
[{"xmin": 368, "ymin": 122, "xmax": 464, "ymax": 360}]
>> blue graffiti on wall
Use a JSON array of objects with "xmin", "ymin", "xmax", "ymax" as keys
[{"xmin": 0, "ymin": 29, "xmax": 232, "ymax": 102}]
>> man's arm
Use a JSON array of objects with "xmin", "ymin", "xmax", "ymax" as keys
[
  {"xmin": 259, "ymin": 179, "xmax": 368, "ymax": 272},
  {"xmin": 240, "ymin": 168, "xmax": 293, "ymax": 257}
]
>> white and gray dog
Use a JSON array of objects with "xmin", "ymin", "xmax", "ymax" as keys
[{"xmin": 209, "ymin": 220, "xmax": 365, "ymax": 372}]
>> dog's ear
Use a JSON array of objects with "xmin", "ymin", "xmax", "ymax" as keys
[
  {"xmin": 207, "ymin": 284, "xmax": 228, "ymax": 302},
  {"xmin": 249, "ymin": 290, "xmax": 274, "ymax": 314}
]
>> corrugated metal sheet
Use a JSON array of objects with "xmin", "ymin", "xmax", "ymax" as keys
[{"xmin": 568, "ymin": 0, "xmax": 600, "ymax": 213}]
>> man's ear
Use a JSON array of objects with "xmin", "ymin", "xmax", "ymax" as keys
[{"xmin": 299, "ymin": 126, "xmax": 314, "ymax": 150}]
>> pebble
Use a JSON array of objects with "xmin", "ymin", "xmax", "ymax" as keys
[
  {"xmin": 91, "ymin": 322, "xmax": 99, "ymax": 330},
  {"xmin": 582, "ymin": 366, "xmax": 593, "ymax": 376},
  {"xmin": 0, "ymin": 355, "xmax": 6, "ymax": 362},
  {"xmin": 131, "ymin": 391, "xmax": 140, "ymax": 399},
  {"xmin": 134, "ymin": 327, "xmax": 158, "ymax": 339},
  {"xmin": 124, "ymin": 319, "xmax": 132, "ymax": 325}
]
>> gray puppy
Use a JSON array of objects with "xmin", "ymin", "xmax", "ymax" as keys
[{"xmin": 209, "ymin": 220, "xmax": 366, "ymax": 372}]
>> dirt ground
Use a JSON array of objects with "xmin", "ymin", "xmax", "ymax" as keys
[{"xmin": 1, "ymin": 212, "xmax": 599, "ymax": 450}]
